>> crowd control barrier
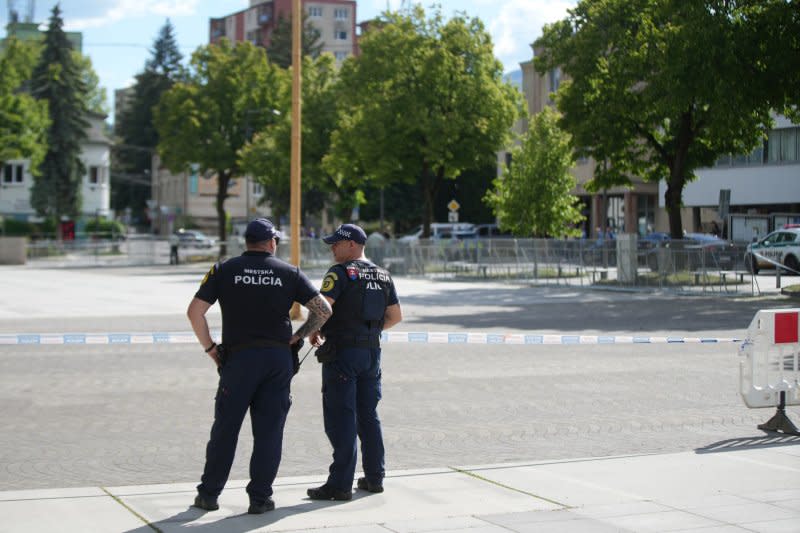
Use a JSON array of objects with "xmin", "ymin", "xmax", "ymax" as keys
[{"xmin": 739, "ymin": 309, "xmax": 800, "ymax": 435}]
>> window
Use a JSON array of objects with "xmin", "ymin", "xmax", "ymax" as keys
[
  {"xmin": 548, "ymin": 67, "xmax": 561, "ymax": 94},
  {"xmin": 334, "ymin": 8, "xmax": 348, "ymax": 20},
  {"xmin": 308, "ymin": 6, "xmax": 322, "ymax": 17},
  {"xmin": 334, "ymin": 51, "xmax": 348, "ymax": 61},
  {"xmin": 2, "ymin": 164, "xmax": 24, "ymax": 184},
  {"xmin": 88, "ymin": 166, "xmax": 101, "ymax": 185},
  {"xmin": 253, "ymin": 182, "xmax": 263, "ymax": 196},
  {"xmin": 767, "ymin": 127, "xmax": 800, "ymax": 163},
  {"xmin": 335, "ymin": 30, "xmax": 348, "ymax": 40}
]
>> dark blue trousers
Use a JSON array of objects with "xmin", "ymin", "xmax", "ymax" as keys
[
  {"xmin": 198, "ymin": 346, "xmax": 293, "ymax": 504},
  {"xmin": 322, "ymin": 346, "xmax": 384, "ymax": 491}
]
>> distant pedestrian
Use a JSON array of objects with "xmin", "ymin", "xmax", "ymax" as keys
[
  {"xmin": 306, "ymin": 223, "xmax": 403, "ymax": 501},
  {"xmin": 187, "ymin": 218, "xmax": 332, "ymax": 514}
]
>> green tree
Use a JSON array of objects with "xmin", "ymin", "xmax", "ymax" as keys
[
  {"xmin": 535, "ymin": 0, "xmax": 780, "ymax": 238},
  {"xmin": 154, "ymin": 39, "xmax": 287, "ymax": 255},
  {"xmin": 73, "ymin": 53, "xmax": 107, "ymax": 114},
  {"xmin": 239, "ymin": 53, "xmax": 336, "ymax": 224},
  {"xmin": 325, "ymin": 6, "xmax": 521, "ymax": 237},
  {"xmin": 114, "ymin": 20, "xmax": 185, "ymax": 225},
  {"xmin": 739, "ymin": 0, "xmax": 799, "ymax": 121},
  {"xmin": 29, "ymin": 4, "xmax": 89, "ymax": 229},
  {"xmin": 266, "ymin": 11, "xmax": 323, "ymax": 69},
  {"xmin": 0, "ymin": 37, "xmax": 49, "ymax": 168},
  {"xmin": 484, "ymin": 107, "xmax": 583, "ymax": 237}
]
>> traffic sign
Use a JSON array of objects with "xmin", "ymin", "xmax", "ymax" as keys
[{"xmin": 447, "ymin": 199, "xmax": 460, "ymax": 212}]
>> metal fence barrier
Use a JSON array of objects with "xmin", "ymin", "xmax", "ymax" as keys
[
  {"xmin": 23, "ymin": 235, "xmax": 766, "ymax": 294},
  {"xmin": 739, "ymin": 309, "xmax": 800, "ymax": 435}
]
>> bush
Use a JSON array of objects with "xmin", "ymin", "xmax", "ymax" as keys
[
  {"xmin": 85, "ymin": 218, "xmax": 126, "ymax": 238},
  {"xmin": 2, "ymin": 218, "xmax": 34, "ymax": 236}
]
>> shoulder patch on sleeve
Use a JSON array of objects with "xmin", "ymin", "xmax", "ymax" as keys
[
  {"xmin": 321, "ymin": 271, "xmax": 338, "ymax": 292},
  {"xmin": 201, "ymin": 264, "xmax": 215, "ymax": 285}
]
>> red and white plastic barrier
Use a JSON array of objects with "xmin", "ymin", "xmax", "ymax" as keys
[{"xmin": 739, "ymin": 309, "xmax": 800, "ymax": 434}]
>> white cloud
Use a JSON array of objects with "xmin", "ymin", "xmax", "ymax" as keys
[
  {"xmin": 488, "ymin": 0, "xmax": 575, "ymax": 71},
  {"xmin": 64, "ymin": 0, "xmax": 201, "ymax": 30}
]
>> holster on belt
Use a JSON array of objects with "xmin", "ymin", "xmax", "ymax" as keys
[{"xmin": 314, "ymin": 341, "xmax": 337, "ymax": 363}]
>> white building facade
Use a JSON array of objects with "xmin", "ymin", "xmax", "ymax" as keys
[{"xmin": 0, "ymin": 113, "xmax": 112, "ymax": 221}]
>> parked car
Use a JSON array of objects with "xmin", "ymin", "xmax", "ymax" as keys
[
  {"xmin": 397, "ymin": 223, "xmax": 476, "ymax": 244},
  {"xmin": 638, "ymin": 232, "xmax": 670, "ymax": 249},
  {"xmin": 744, "ymin": 227, "xmax": 800, "ymax": 274},
  {"xmin": 646, "ymin": 233, "xmax": 737, "ymax": 271},
  {"xmin": 169, "ymin": 229, "xmax": 215, "ymax": 264},
  {"xmin": 475, "ymin": 223, "xmax": 513, "ymax": 239}
]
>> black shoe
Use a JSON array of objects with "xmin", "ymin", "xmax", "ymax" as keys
[
  {"xmin": 248, "ymin": 497, "xmax": 275, "ymax": 514},
  {"xmin": 193, "ymin": 494, "xmax": 219, "ymax": 511},
  {"xmin": 357, "ymin": 477, "xmax": 384, "ymax": 493},
  {"xmin": 306, "ymin": 484, "xmax": 352, "ymax": 501}
]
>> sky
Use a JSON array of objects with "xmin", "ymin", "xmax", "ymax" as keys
[{"xmin": 1, "ymin": 0, "xmax": 577, "ymax": 119}]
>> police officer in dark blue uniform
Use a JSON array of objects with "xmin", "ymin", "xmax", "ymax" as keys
[
  {"xmin": 187, "ymin": 218, "xmax": 332, "ymax": 514},
  {"xmin": 306, "ymin": 223, "xmax": 403, "ymax": 501}
]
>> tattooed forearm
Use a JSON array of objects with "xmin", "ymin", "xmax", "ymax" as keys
[{"xmin": 294, "ymin": 294, "xmax": 332, "ymax": 339}]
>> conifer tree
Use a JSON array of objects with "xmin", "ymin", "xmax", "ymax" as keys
[
  {"xmin": 29, "ymin": 4, "xmax": 89, "ymax": 229},
  {"xmin": 266, "ymin": 11, "xmax": 323, "ymax": 68},
  {"xmin": 113, "ymin": 20, "xmax": 185, "ymax": 224}
]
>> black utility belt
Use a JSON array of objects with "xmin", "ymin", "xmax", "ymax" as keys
[
  {"xmin": 226, "ymin": 339, "xmax": 289, "ymax": 355},
  {"xmin": 328, "ymin": 335, "xmax": 380, "ymax": 349},
  {"xmin": 315, "ymin": 335, "xmax": 380, "ymax": 364}
]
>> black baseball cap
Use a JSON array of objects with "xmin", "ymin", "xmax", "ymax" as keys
[
  {"xmin": 322, "ymin": 223, "xmax": 367, "ymax": 245},
  {"xmin": 244, "ymin": 218, "xmax": 280, "ymax": 242}
]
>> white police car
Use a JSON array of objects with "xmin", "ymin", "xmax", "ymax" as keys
[{"xmin": 744, "ymin": 227, "xmax": 800, "ymax": 274}]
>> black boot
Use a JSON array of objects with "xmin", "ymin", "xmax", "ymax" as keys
[
  {"xmin": 248, "ymin": 497, "xmax": 275, "ymax": 514},
  {"xmin": 193, "ymin": 494, "xmax": 219, "ymax": 511},
  {"xmin": 306, "ymin": 484, "xmax": 352, "ymax": 501},
  {"xmin": 357, "ymin": 477, "xmax": 384, "ymax": 493}
]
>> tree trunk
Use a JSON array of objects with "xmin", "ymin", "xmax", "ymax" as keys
[
  {"xmin": 216, "ymin": 170, "xmax": 230, "ymax": 258},
  {"xmin": 665, "ymin": 111, "xmax": 694, "ymax": 239},
  {"xmin": 665, "ymin": 176, "xmax": 684, "ymax": 240}
]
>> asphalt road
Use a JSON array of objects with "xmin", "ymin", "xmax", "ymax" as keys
[{"xmin": 0, "ymin": 265, "xmax": 797, "ymax": 491}]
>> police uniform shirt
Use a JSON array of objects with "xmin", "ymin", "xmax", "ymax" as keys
[
  {"xmin": 195, "ymin": 251, "xmax": 318, "ymax": 347},
  {"xmin": 320, "ymin": 259, "xmax": 399, "ymax": 336}
]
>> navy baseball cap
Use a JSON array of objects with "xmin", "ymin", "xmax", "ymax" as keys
[
  {"xmin": 322, "ymin": 223, "xmax": 367, "ymax": 245},
  {"xmin": 244, "ymin": 218, "xmax": 280, "ymax": 242}
]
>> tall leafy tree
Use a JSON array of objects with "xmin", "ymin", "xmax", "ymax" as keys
[
  {"xmin": 113, "ymin": 20, "xmax": 185, "ymax": 225},
  {"xmin": 266, "ymin": 11, "xmax": 324, "ymax": 68},
  {"xmin": 239, "ymin": 53, "xmax": 337, "ymax": 224},
  {"xmin": 535, "ymin": 0, "xmax": 779, "ymax": 238},
  {"xmin": 29, "ymin": 4, "xmax": 89, "ymax": 228},
  {"xmin": 484, "ymin": 107, "xmax": 583, "ymax": 237},
  {"xmin": 0, "ymin": 38, "xmax": 49, "ymax": 169},
  {"xmin": 738, "ymin": 0, "xmax": 799, "ymax": 120},
  {"xmin": 74, "ymin": 53, "xmax": 108, "ymax": 114},
  {"xmin": 325, "ymin": 6, "xmax": 521, "ymax": 237},
  {"xmin": 155, "ymin": 39, "xmax": 287, "ymax": 255}
]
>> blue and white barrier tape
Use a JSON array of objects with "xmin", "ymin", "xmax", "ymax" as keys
[{"xmin": 0, "ymin": 331, "xmax": 741, "ymax": 346}]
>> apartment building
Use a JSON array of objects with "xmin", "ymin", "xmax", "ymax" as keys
[
  {"xmin": 150, "ymin": 155, "xmax": 271, "ymax": 237},
  {"xmin": 209, "ymin": 0, "xmax": 357, "ymax": 64}
]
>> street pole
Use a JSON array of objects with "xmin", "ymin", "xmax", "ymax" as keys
[{"xmin": 290, "ymin": 0, "xmax": 303, "ymax": 319}]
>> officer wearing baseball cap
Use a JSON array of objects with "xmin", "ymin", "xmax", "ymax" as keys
[
  {"xmin": 306, "ymin": 223, "xmax": 403, "ymax": 501},
  {"xmin": 187, "ymin": 218, "xmax": 332, "ymax": 513}
]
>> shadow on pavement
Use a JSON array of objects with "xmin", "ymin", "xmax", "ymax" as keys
[
  {"xmin": 401, "ymin": 287, "xmax": 793, "ymax": 333},
  {"xmin": 121, "ymin": 496, "xmax": 366, "ymax": 533},
  {"xmin": 695, "ymin": 434, "xmax": 800, "ymax": 454}
]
